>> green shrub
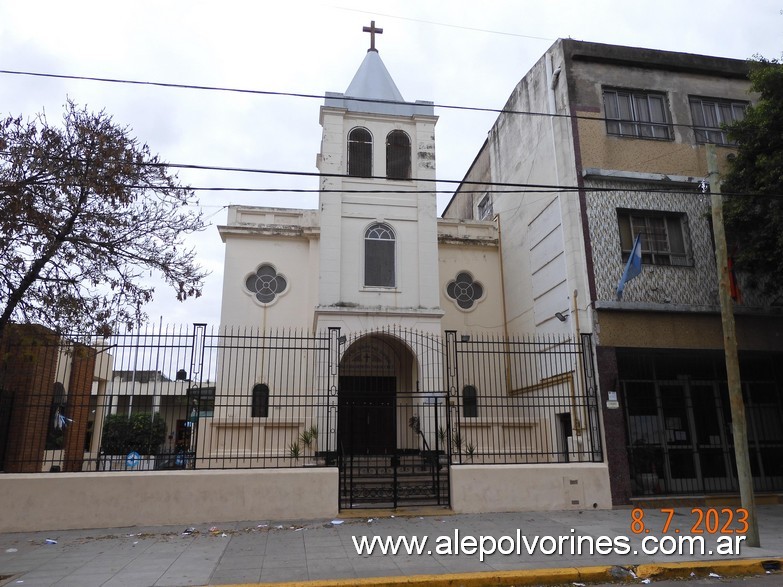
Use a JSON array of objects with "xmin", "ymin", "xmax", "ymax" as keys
[{"xmin": 101, "ymin": 413, "xmax": 166, "ymax": 455}]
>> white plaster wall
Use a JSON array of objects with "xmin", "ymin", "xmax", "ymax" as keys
[
  {"xmin": 314, "ymin": 309, "xmax": 444, "ymax": 338},
  {"xmin": 448, "ymin": 42, "xmax": 588, "ymax": 340},
  {"xmin": 0, "ymin": 469, "xmax": 338, "ymax": 532},
  {"xmin": 450, "ymin": 463, "xmax": 612, "ymax": 513},
  {"xmin": 317, "ymin": 107, "xmax": 440, "ymax": 314},
  {"xmin": 219, "ymin": 211, "xmax": 319, "ymax": 330},
  {"xmin": 437, "ymin": 241, "xmax": 505, "ymax": 336}
]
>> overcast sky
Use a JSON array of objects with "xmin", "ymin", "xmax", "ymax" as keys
[{"xmin": 1, "ymin": 1, "xmax": 780, "ymax": 330}]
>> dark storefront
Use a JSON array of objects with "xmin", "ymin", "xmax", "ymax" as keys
[{"xmin": 617, "ymin": 350, "xmax": 783, "ymax": 498}]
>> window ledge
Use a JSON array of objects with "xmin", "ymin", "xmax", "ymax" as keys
[{"xmin": 584, "ymin": 168, "xmax": 702, "ymax": 185}]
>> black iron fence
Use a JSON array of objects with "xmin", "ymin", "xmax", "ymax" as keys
[
  {"xmin": 0, "ymin": 324, "xmax": 602, "ymax": 474},
  {"xmin": 446, "ymin": 331, "xmax": 602, "ymax": 465}
]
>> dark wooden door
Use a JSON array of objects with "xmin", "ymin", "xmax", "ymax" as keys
[{"xmin": 338, "ymin": 376, "xmax": 395, "ymax": 455}]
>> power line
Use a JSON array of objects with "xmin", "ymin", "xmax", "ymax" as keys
[
  {"xmin": 4, "ymin": 150, "xmax": 772, "ymax": 197},
  {"xmin": 0, "ymin": 69, "xmax": 711, "ymax": 132},
  {"xmin": 332, "ymin": 6, "xmax": 555, "ymax": 42}
]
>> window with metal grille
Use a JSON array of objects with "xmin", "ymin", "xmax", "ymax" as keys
[
  {"xmin": 603, "ymin": 89, "xmax": 672, "ymax": 140},
  {"xmin": 617, "ymin": 209, "xmax": 690, "ymax": 266},
  {"xmin": 252, "ymin": 384, "xmax": 269, "ymax": 418},
  {"xmin": 462, "ymin": 385, "xmax": 478, "ymax": 418},
  {"xmin": 386, "ymin": 130, "xmax": 411, "ymax": 179},
  {"xmin": 364, "ymin": 223, "xmax": 395, "ymax": 287},
  {"xmin": 348, "ymin": 127, "xmax": 372, "ymax": 177},
  {"xmin": 477, "ymin": 194, "xmax": 493, "ymax": 220},
  {"xmin": 689, "ymin": 96, "xmax": 747, "ymax": 145}
]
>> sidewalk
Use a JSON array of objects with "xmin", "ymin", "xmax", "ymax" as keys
[{"xmin": 1, "ymin": 505, "xmax": 781, "ymax": 587}]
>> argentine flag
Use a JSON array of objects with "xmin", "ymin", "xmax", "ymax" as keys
[{"xmin": 617, "ymin": 234, "xmax": 643, "ymax": 300}]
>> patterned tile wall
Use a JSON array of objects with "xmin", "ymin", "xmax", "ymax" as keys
[{"xmin": 585, "ymin": 179, "xmax": 720, "ymax": 306}]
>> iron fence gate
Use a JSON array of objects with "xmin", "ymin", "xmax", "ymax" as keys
[{"xmin": 338, "ymin": 393, "xmax": 450, "ymax": 509}]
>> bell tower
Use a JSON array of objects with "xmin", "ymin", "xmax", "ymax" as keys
[{"xmin": 315, "ymin": 23, "xmax": 442, "ymax": 334}]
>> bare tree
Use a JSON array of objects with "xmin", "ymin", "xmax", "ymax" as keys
[{"xmin": 0, "ymin": 101, "xmax": 207, "ymax": 338}]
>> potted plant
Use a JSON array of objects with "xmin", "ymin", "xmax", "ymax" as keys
[
  {"xmin": 299, "ymin": 425, "xmax": 319, "ymax": 465},
  {"xmin": 437, "ymin": 426, "xmax": 449, "ymax": 465},
  {"xmin": 465, "ymin": 441, "xmax": 477, "ymax": 463},
  {"xmin": 288, "ymin": 440, "xmax": 302, "ymax": 463}
]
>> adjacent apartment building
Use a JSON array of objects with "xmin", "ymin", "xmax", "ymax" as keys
[{"xmin": 444, "ymin": 39, "xmax": 783, "ymax": 505}]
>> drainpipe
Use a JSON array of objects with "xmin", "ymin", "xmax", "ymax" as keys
[{"xmin": 496, "ymin": 214, "xmax": 512, "ymax": 392}]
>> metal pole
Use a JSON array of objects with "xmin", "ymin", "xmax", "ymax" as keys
[{"xmin": 706, "ymin": 144, "xmax": 760, "ymax": 547}]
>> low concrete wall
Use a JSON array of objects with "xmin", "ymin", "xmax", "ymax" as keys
[
  {"xmin": 0, "ymin": 468, "xmax": 339, "ymax": 532},
  {"xmin": 450, "ymin": 463, "xmax": 612, "ymax": 513}
]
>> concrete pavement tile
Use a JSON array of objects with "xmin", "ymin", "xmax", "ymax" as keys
[
  {"xmin": 70, "ymin": 566, "xmax": 128, "ymax": 578},
  {"xmin": 53, "ymin": 572, "xmax": 115, "ymax": 586},
  {"xmin": 395, "ymin": 557, "xmax": 450, "ymax": 572},
  {"xmin": 303, "ymin": 536, "xmax": 344, "ymax": 547},
  {"xmin": 102, "ymin": 570, "xmax": 166, "ymax": 587},
  {"xmin": 434, "ymin": 557, "xmax": 491, "ymax": 572},
  {"xmin": 348, "ymin": 563, "xmax": 401, "ymax": 578},
  {"xmin": 222, "ymin": 544, "xmax": 266, "ymax": 556},
  {"xmin": 116, "ymin": 562, "xmax": 173, "ymax": 576},
  {"xmin": 258, "ymin": 566, "xmax": 308, "ymax": 582},
  {"xmin": 306, "ymin": 557, "xmax": 355, "ymax": 576},
  {"xmin": 208, "ymin": 568, "xmax": 263, "ymax": 584},
  {"xmin": 79, "ymin": 553, "xmax": 137, "ymax": 566},
  {"xmin": 223, "ymin": 537, "xmax": 266, "ymax": 551},
  {"xmin": 159, "ymin": 561, "xmax": 217, "ymax": 581},
  {"xmin": 303, "ymin": 546, "xmax": 349, "ymax": 560},
  {"xmin": 168, "ymin": 552, "xmax": 224, "ymax": 567},
  {"xmin": 214, "ymin": 554, "xmax": 263, "ymax": 570},
  {"xmin": 155, "ymin": 570, "xmax": 213, "ymax": 586},
  {"xmin": 10, "ymin": 571, "xmax": 64, "ymax": 587},
  {"xmin": 5, "ymin": 579, "xmax": 59, "ymax": 587},
  {"xmin": 261, "ymin": 556, "xmax": 310, "ymax": 569},
  {"xmin": 28, "ymin": 561, "xmax": 91, "ymax": 574}
]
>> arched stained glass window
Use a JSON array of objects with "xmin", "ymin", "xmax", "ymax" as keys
[
  {"xmin": 386, "ymin": 130, "xmax": 411, "ymax": 179},
  {"xmin": 364, "ymin": 223, "xmax": 395, "ymax": 287},
  {"xmin": 348, "ymin": 127, "xmax": 372, "ymax": 177}
]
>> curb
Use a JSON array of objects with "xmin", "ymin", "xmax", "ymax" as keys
[
  {"xmin": 635, "ymin": 557, "xmax": 783, "ymax": 580},
  {"xmin": 216, "ymin": 557, "xmax": 783, "ymax": 587}
]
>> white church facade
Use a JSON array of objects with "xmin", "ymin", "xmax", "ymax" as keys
[{"xmin": 212, "ymin": 27, "xmax": 610, "ymax": 513}]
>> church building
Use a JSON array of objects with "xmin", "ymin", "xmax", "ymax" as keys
[{"xmin": 214, "ymin": 24, "xmax": 609, "ymax": 513}]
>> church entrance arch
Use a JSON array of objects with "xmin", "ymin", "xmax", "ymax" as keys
[
  {"xmin": 335, "ymin": 330, "xmax": 449, "ymax": 509},
  {"xmin": 337, "ymin": 333, "xmax": 415, "ymax": 457}
]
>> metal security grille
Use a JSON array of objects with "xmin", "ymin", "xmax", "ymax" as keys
[
  {"xmin": 0, "ymin": 325, "xmax": 602, "ymax": 496},
  {"xmin": 446, "ymin": 331, "xmax": 603, "ymax": 465},
  {"xmin": 620, "ymin": 350, "xmax": 783, "ymax": 497}
]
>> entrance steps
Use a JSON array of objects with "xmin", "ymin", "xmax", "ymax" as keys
[{"xmin": 339, "ymin": 453, "xmax": 450, "ymax": 509}]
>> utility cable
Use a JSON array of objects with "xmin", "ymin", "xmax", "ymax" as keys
[{"xmin": 0, "ymin": 69, "xmax": 714, "ymax": 132}]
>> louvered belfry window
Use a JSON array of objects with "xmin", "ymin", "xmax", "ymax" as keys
[
  {"xmin": 386, "ymin": 130, "xmax": 411, "ymax": 179},
  {"xmin": 348, "ymin": 128, "xmax": 372, "ymax": 177}
]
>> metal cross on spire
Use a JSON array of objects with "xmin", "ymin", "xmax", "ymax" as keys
[{"xmin": 362, "ymin": 20, "xmax": 383, "ymax": 52}]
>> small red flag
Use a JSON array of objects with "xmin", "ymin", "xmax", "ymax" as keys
[{"xmin": 728, "ymin": 256, "xmax": 743, "ymax": 304}]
